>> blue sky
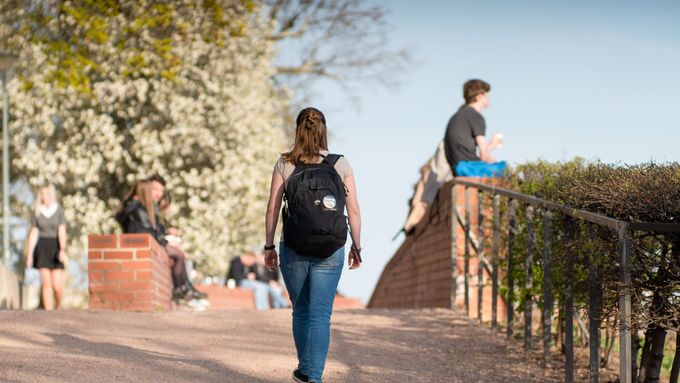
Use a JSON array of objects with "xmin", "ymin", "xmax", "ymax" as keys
[{"xmin": 303, "ymin": 1, "xmax": 680, "ymax": 302}]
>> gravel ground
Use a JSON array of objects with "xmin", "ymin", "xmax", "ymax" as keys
[{"xmin": 0, "ymin": 308, "xmax": 560, "ymax": 382}]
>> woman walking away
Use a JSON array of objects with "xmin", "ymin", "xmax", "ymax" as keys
[
  {"xmin": 264, "ymin": 107, "xmax": 363, "ymax": 383},
  {"xmin": 26, "ymin": 183, "xmax": 68, "ymax": 310}
]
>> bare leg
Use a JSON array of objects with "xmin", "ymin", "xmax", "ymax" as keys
[
  {"xmin": 39, "ymin": 268, "xmax": 54, "ymax": 310},
  {"xmin": 404, "ymin": 167, "xmax": 431, "ymax": 232},
  {"xmin": 51, "ymin": 269, "xmax": 64, "ymax": 309}
]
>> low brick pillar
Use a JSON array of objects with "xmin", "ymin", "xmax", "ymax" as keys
[
  {"xmin": 88, "ymin": 234, "xmax": 173, "ymax": 312},
  {"xmin": 195, "ymin": 285, "xmax": 255, "ymax": 309}
]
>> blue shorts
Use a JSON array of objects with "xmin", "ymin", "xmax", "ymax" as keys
[{"xmin": 454, "ymin": 160, "xmax": 507, "ymax": 177}]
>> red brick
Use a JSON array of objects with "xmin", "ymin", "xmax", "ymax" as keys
[
  {"xmin": 89, "ymin": 283, "xmax": 120, "ymax": 292},
  {"xmin": 88, "ymin": 271, "xmax": 103, "ymax": 282},
  {"xmin": 89, "ymin": 235, "xmax": 117, "ymax": 249},
  {"xmin": 104, "ymin": 271, "xmax": 134, "ymax": 280},
  {"xmin": 104, "ymin": 292, "xmax": 135, "ymax": 302},
  {"xmin": 88, "ymin": 262, "xmax": 120, "ymax": 271},
  {"xmin": 120, "ymin": 281, "xmax": 152, "ymax": 290},
  {"xmin": 150, "ymin": 240, "xmax": 160, "ymax": 256},
  {"xmin": 104, "ymin": 251, "xmax": 134, "ymax": 260},
  {"xmin": 135, "ymin": 292, "xmax": 153, "ymax": 301},
  {"xmin": 89, "ymin": 301, "xmax": 118, "ymax": 310},
  {"xmin": 136, "ymin": 250, "xmax": 151, "ymax": 259},
  {"xmin": 121, "ymin": 260, "xmax": 151, "ymax": 270},
  {"xmin": 88, "ymin": 231, "xmax": 172, "ymax": 312},
  {"xmin": 121, "ymin": 302, "xmax": 153, "ymax": 311},
  {"xmin": 120, "ymin": 234, "xmax": 151, "ymax": 248}
]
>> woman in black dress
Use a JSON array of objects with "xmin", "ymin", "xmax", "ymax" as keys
[{"xmin": 26, "ymin": 183, "xmax": 68, "ymax": 310}]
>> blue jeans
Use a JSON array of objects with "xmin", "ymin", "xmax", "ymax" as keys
[
  {"xmin": 279, "ymin": 243, "xmax": 344, "ymax": 383},
  {"xmin": 455, "ymin": 160, "xmax": 507, "ymax": 177},
  {"xmin": 239, "ymin": 279, "xmax": 289, "ymax": 310}
]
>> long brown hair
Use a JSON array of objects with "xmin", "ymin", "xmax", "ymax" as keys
[
  {"xmin": 119, "ymin": 180, "xmax": 157, "ymax": 228},
  {"xmin": 282, "ymin": 107, "xmax": 328, "ymax": 166}
]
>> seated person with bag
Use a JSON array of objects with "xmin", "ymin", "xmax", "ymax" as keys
[{"xmin": 116, "ymin": 180, "xmax": 207, "ymax": 311}]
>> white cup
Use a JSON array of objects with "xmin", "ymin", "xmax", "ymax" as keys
[{"xmin": 493, "ymin": 133, "xmax": 504, "ymax": 148}]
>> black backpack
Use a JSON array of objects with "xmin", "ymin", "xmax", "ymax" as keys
[{"xmin": 283, "ymin": 154, "xmax": 348, "ymax": 258}]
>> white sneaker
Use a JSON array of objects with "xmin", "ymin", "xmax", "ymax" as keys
[{"xmin": 181, "ymin": 298, "xmax": 207, "ymax": 312}]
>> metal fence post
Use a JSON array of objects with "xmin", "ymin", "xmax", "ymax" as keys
[
  {"xmin": 587, "ymin": 223, "xmax": 600, "ymax": 383},
  {"xmin": 450, "ymin": 184, "xmax": 459, "ymax": 310},
  {"xmin": 464, "ymin": 187, "xmax": 471, "ymax": 317},
  {"xmin": 492, "ymin": 194, "xmax": 500, "ymax": 330},
  {"xmin": 565, "ymin": 220, "xmax": 575, "ymax": 383},
  {"xmin": 524, "ymin": 206, "xmax": 535, "ymax": 353},
  {"xmin": 542, "ymin": 211, "xmax": 553, "ymax": 369},
  {"xmin": 618, "ymin": 223, "xmax": 632, "ymax": 383},
  {"xmin": 478, "ymin": 189, "xmax": 484, "ymax": 323},
  {"xmin": 507, "ymin": 199, "xmax": 517, "ymax": 339}
]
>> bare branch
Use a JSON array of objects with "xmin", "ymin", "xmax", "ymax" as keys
[
  {"xmin": 264, "ymin": 0, "xmax": 411, "ymax": 91},
  {"xmin": 275, "ymin": 64, "xmax": 341, "ymax": 80}
]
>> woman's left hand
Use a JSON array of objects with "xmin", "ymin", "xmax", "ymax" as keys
[
  {"xmin": 265, "ymin": 249, "xmax": 278, "ymax": 271},
  {"xmin": 348, "ymin": 247, "xmax": 362, "ymax": 270},
  {"xmin": 59, "ymin": 250, "xmax": 67, "ymax": 264}
]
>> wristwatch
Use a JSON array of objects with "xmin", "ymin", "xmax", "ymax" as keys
[{"xmin": 264, "ymin": 244, "xmax": 276, "ymax": 251}]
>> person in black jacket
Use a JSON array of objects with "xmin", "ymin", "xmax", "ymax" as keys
[{"xmin": 116, "ymin": 180, "xmax": 206, "ymax": 308}]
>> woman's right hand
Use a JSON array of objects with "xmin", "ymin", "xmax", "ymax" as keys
[
  {"xmin": 348, "ymin": 247, "xmax": 362, "ymax": 270},
  {"xmin": 265, "ymin": 249, "xmax": 278, "ymax": 271}
]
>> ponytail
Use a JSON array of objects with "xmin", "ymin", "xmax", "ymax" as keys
[{"xmin": 282, "ymin": 107, "xmax": 329, "ymax": 166}]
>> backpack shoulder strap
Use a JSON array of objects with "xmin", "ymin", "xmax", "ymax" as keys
[{"xmin": 322, "ymin": 153, "xmax": 343, "ymax": 166}]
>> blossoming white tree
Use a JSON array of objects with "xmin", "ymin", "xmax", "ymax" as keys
[{"xmin": 0, "ymin": 0, "xmax": 288, "ymax": 281}]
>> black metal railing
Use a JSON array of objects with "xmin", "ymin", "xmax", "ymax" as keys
[{"xmin": 450, "ymin": 178, "xmax": 680, "ymax": 383}]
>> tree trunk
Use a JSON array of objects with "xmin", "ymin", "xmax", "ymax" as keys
[
  {"xmin": 632, "ymin": 329, "xmax": 641, "ymax": 380},
  {"xmin": 557, "ymin": 309, "xmax": 567, "ymax": 354},
  {"xmin": 575, "ymin": 311, "xmax": 589, "ymax": 347},
  {"xmin": 638, "ymin": 328, "xmax": 653, "ymax": 382},
  {"xmin": 670, "ymin": 331, "xmax": 679, "ymax": 383},
  {"xmin": 602, "ymin": 316, "xmax": 617, "ymax": 368},
  {"xmin": 643, "ymin": 327, "xmax": 667, "ymax": 383}
]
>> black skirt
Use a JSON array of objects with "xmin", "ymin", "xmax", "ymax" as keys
[{"xmin": 33, "ymin": 237, "xmax": 63, "ymax": 270}]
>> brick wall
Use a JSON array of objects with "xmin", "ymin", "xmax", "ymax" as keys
[
  {"xmin": 368, "ymin": 178, "xmax": 508, "ymax": 324},
  {"xmin": 88, "ymin": 234, "xmax": 173, "ymax": 312},
  {"xmin": 194, "ymin": 285, "xmax": 364, "ymax": 310},
  {"xmin": 368, "ymin": 182, "xmax": 453, "ymax": 309},
  {"xmin": 195, "ymin": 285, "xmax": 255, "ymax": 309}
]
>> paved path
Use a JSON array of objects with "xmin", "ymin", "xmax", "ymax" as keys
[{"xmin": 0, "ymin": 308, "xmax": 559, "ymax": 382}]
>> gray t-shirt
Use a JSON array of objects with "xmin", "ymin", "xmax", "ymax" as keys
[
  {"xmin": 443, "ymin": 105, "xmax": 486, "ymax": 170},
  {"xmin": 32, "ymin": 206, "xmax": 67, "ymax": 238},
  {"xmin": 274, "ymin": 150, "xmax": 354, "ymax": 190}
]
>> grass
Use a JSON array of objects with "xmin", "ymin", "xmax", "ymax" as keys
[{"xmin": 601, "ymin": 332, "xmax": 677, "ymax": 378}]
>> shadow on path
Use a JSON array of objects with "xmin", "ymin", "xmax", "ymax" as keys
[{"xmin": 46, "ymin": 332, "xmax": 268, "ymax": 382}]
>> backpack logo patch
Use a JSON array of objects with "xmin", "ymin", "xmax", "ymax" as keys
[{"xmin": 322, "ymin": 195, "xmax": 337, "ymax": 210}]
